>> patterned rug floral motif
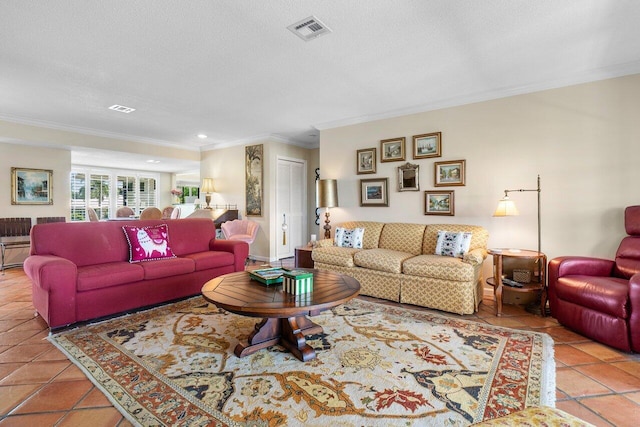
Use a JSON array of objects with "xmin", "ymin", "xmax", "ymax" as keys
[{"xmin": 50, "ymin": 297, "xmax": 555, "ymax": 426}]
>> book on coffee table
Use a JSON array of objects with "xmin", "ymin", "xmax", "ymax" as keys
[{"xmin": 249, "ymin": 268, "xmax": 287, "ymax": 285}]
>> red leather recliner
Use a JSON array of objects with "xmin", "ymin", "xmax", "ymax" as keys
[{"xmin": 548, "ymin": 205, "xmax": 640, "ymax": 352}]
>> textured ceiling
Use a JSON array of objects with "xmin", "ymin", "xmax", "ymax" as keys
[{"xmin": 1, "ymin": 0, "xmax": 640, "ymax": 172}]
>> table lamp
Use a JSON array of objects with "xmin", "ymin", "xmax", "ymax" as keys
[
  {"xmin": 316, "ymin": 179, "xmax": 339, "ymax": 239},
  {"xmin": 201, "ymin": 178, "xmax": 215, "ymax": 209}
]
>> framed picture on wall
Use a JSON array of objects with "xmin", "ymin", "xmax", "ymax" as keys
[
  {"xmin": 245, "ymin": 144, "xmax": 263, "ymax": 216},
  {"xmin": 434, "ymin": 159, "xmax": 466, "ymax": 186},
  {"xmin": 413, "ymin": 132, "xmax": 441, "ymax": 159},
  {"xmin": 424, "ymin": 190, "xmax": 454, "ymax": 215},
  {"xmin": 380, "ymin": 137, "xmax": 406, "ymax": 162},
  {"xmin": 360, "ymin": 178, "xmax": 389, "ymax": 207},
  {"xmin": 356, "ymin": 148, "xmax": 376, "ymax": 174},
  {"xmin": 11, "ymin": 167, "xmax": 53, "ymax": 205}
]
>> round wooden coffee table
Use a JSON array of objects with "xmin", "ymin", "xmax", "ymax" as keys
[{"xmin": 202, "ymin": 269, "xmax": 360, "ymax": 362}]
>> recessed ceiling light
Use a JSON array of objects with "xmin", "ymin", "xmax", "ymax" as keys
[
  {"xmin": 108, "ymin": 104, "xmax": 136, "ymax": 113},
  {"xmin": 146, "ymin": 160, "xmax": 160, "ymax": 164},
  {"xmin": 197, "ymin": 134, "xmax": 208, "ymax": 139}
]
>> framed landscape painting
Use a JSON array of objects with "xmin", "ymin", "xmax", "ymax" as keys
[
  {"xmin": 360, "ymin": 178, "xmax": 389, "ymax": 207},
  {"xmin": 424, "ymin": 190, "xmax": 454, "ymax": 215},
  {"xmin": 413, "ymin": 132, "xmax": 441, "ymax": 159},
  {"xmin": 380, "ymin": 137, "xmax": 405, "ymax": 162},
  {"xmin": 11, "ymin": 167, "xmax": 53, "ymax": 205},
  {"xmin": 434, "ymin": 159, "xmax": 466, "ymax": 186}
]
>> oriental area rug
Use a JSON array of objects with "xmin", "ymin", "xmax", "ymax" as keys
[{"xmin": 49, "ymin": 297, "xmax": 555, "ymax": 426}]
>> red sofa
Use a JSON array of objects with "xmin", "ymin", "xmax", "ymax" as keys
[
  {"xmin": 24, "ymin": 218, "xmax": 248, "ymax": 328},
  {"xmin": 548, "ymin": 206, "xmax": 640, "ymax": 352}
]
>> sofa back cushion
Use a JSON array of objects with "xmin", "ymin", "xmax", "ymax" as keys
[
  {"xmin": 160, "ymin": 219, "xmax": 216, "ymax": 255},
  {"xmin": 614, "ymin": 206, "xmax": 640, "ymax": 279},
  {"xmin": 30, "ymin": 218, "xmax": 215, "ymax": 267},
  {"xmin": 423, "ymin": 224, "xmax": 489, "ymax": 256},
  {"xmin": 379, "ymin": 223, "xmax": 426, "ymax": 256},
  {"xmin": 339, "ymin": 221, "xmax": 385, "ymax": 249}
]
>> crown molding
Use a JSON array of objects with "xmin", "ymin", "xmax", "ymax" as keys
[
  {"xmin": 200, "ymin": 133, "xmax": 317, "ymax": 152},
  {"xmin": 314, "ymin": 63, "xmax": 640, "ymax": 131},
  {"xmin": 0, "ymin": 114, "xmax": 200, "ymax": 152}
]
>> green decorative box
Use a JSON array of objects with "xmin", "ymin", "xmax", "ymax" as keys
[
  {"xmin": 249, "ymin": 268, "xmax": 286, "ymax": 286},
  {"xmin": 283, "ymin": 269, "xmax": 314, "ymax": 295}
]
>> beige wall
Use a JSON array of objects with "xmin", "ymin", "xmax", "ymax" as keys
[
  {"xmin": 0, "ymin": 142, "xmax": 71, "ymax": 264},
  {"xmin": 201, "ymin": 140, "xmax": 318, "ymax": 262},
  {"xmin": 0, "ymin": 120, "xmax": 200, "ymax": 163},
  {"xmin": 0, "ymin": 142, "xmax": 71, "ymax": 220},
  {"xmin": 5, "ymin": 74, "xmax": 637, "ymax": 269},
  {"xmin": 1, "ymin": 140, "xmax": 175, "ymax": 225},
  {"xmin": 320, "ymin": 74, "xmax": 640, "ymax": 268}
]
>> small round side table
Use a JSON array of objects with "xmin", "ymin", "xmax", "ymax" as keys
[{"xmin": 486, "ymin": 248, "xmax": 547, "ymax": 317}]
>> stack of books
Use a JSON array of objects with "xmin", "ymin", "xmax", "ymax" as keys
[{"xmin": 248, "ymin": 268, "xmax": 286, "ymax": 285}]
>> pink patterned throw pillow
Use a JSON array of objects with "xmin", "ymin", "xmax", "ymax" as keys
[{"xmin": 122, "ymin": 224, "xmax": 176, "ymax": 262}]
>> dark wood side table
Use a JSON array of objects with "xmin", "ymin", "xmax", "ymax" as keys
[
  {"xmin": 486, "ymin": 248, "xmax": 547, "ymax": 317},
  {"xmin": 202, "ymin": 270, "xmax": 360, "ymax": 361},
  {"xmin": 295, "ymin": 245, "xmax": 314, "ymax": 268}
]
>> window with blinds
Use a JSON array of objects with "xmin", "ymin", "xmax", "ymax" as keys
[{"xmin": 70, "ymin": 168, "xmax": 159, "ymax": 221}]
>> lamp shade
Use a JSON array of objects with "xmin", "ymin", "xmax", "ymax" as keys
[
  {"xmin": 316, "ymin": 179, "xmax": 338, "ymax": 208},
  {"xmin": 493, "ymin": 197, "xmax": 520, "ymax": 216},
  {"xmin": 201, "ymin": 178, "xmax": 215, "ymax": 193}
]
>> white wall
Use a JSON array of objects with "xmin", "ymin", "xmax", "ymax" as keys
[
  {"xmin": 320, "ymin": 74, "xmax": 640, "ymax": 265},
  {"xmin": 201, "ymin": 140, "xmax": 319, "ymax": 262}
]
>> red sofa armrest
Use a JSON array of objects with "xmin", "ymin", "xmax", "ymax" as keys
[
  {"xmin": 211, "ymin": 239, "xmax": 249, "ymax": 271},
  {"xmin": 23, "ymin": 255, "xmax": 78, "ymax": 328}
]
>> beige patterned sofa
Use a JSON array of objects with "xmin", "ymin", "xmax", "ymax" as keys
[{"xmin": 312, "ymin": 221, "xmax": 489, "ymax": 315}]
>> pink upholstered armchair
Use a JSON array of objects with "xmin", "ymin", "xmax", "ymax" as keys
[
  {"xmin": 221, "ymin": 219, "xmax": 259, "ymax": 263},
  {"xmin": 548, "ymin": 205, "xmax": 640, "ymax": 352},
  {"xmin": 221, "ymin": 219, "xmax": 259, "ymax": 245}
]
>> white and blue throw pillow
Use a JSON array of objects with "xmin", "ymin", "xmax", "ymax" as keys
[
  {"xmin": 435, "ymin": 230, "xmax": 473, "ymax": 258},
  {"xmin": 334, "ymin": 227, "xmax": 365, "ymax": 249}
]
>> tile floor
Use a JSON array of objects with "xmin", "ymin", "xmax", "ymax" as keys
[{"xmin": 1, "ymin": 264, "xmax": 640, "ymax": 426}]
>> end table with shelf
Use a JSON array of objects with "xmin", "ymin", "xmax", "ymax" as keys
[
  {"xmin": 295, "ymin": 245, "xmax": 314, "ymax": 269},
  {"xmin": 486, "ymin": 248, "xmax": 547, "ymax": 317}
]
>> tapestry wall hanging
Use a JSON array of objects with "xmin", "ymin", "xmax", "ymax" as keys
[{"xmin": 245, "ymin": 144, "xmax": 263, "ymax": 216}]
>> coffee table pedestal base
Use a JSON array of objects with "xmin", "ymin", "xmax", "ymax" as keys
[{"xmin": 234, "ymin": 315, "xmax": 323, "ymax": 362}]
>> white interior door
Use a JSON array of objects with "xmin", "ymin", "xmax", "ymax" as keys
[{"xmin": 276, "ymin": 158, "xmax": 305, "ymax": 259}]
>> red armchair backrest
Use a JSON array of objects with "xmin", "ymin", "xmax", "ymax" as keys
[{"xmin": 614, "ymin": 205, "xmax": 640, "ymax": 279}]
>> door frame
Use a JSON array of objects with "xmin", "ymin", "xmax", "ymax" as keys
[{"xmin": 275, "ymin": 156, "xmax": 307, "ymax": 260}]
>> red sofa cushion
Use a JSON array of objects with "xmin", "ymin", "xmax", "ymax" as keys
[
  {"xmin": 182, "ymin": 251, "xmax": 236, "ymax": 271},
  {"xmin": 77, "ymin": 262, "xmax": 144, "ymax": 292},
  {"xmin": 30, "ymin": 219, "xmax": 217, "ymax": 266},
  {"xmin": 556, "ymin": 275, "xmax": 629, "ymax": 318},
  {"xmin": 140, "ymin": 257, "xmax": 195, "ymax": 280}
]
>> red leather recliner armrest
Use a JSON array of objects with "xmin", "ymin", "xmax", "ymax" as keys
[{"xmin": 549, "ymin": 256, "xmax": 615, "ymax": 279}]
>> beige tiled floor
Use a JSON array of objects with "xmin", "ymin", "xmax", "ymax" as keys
[{"xmin": 2, "ymin": 264, "xmax": 640, "ymax": 426}]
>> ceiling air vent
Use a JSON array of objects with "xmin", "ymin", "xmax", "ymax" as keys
[
  {"xmin": 287, "ymin": 16, "xmax": 332, "ymax": 41},
  {"xmin": 108, "ymin": 104, "xmax": 136, "ymax": 113}
]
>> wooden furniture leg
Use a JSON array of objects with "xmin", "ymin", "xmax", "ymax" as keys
[{"xmin": 234, "ymin": 316, "xmax": 324, "ymax": 362}]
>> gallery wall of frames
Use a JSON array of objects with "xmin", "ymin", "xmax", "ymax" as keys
[{"xmin": 356, "ymin": 132, "xmax": 465, "ymax": 216}]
